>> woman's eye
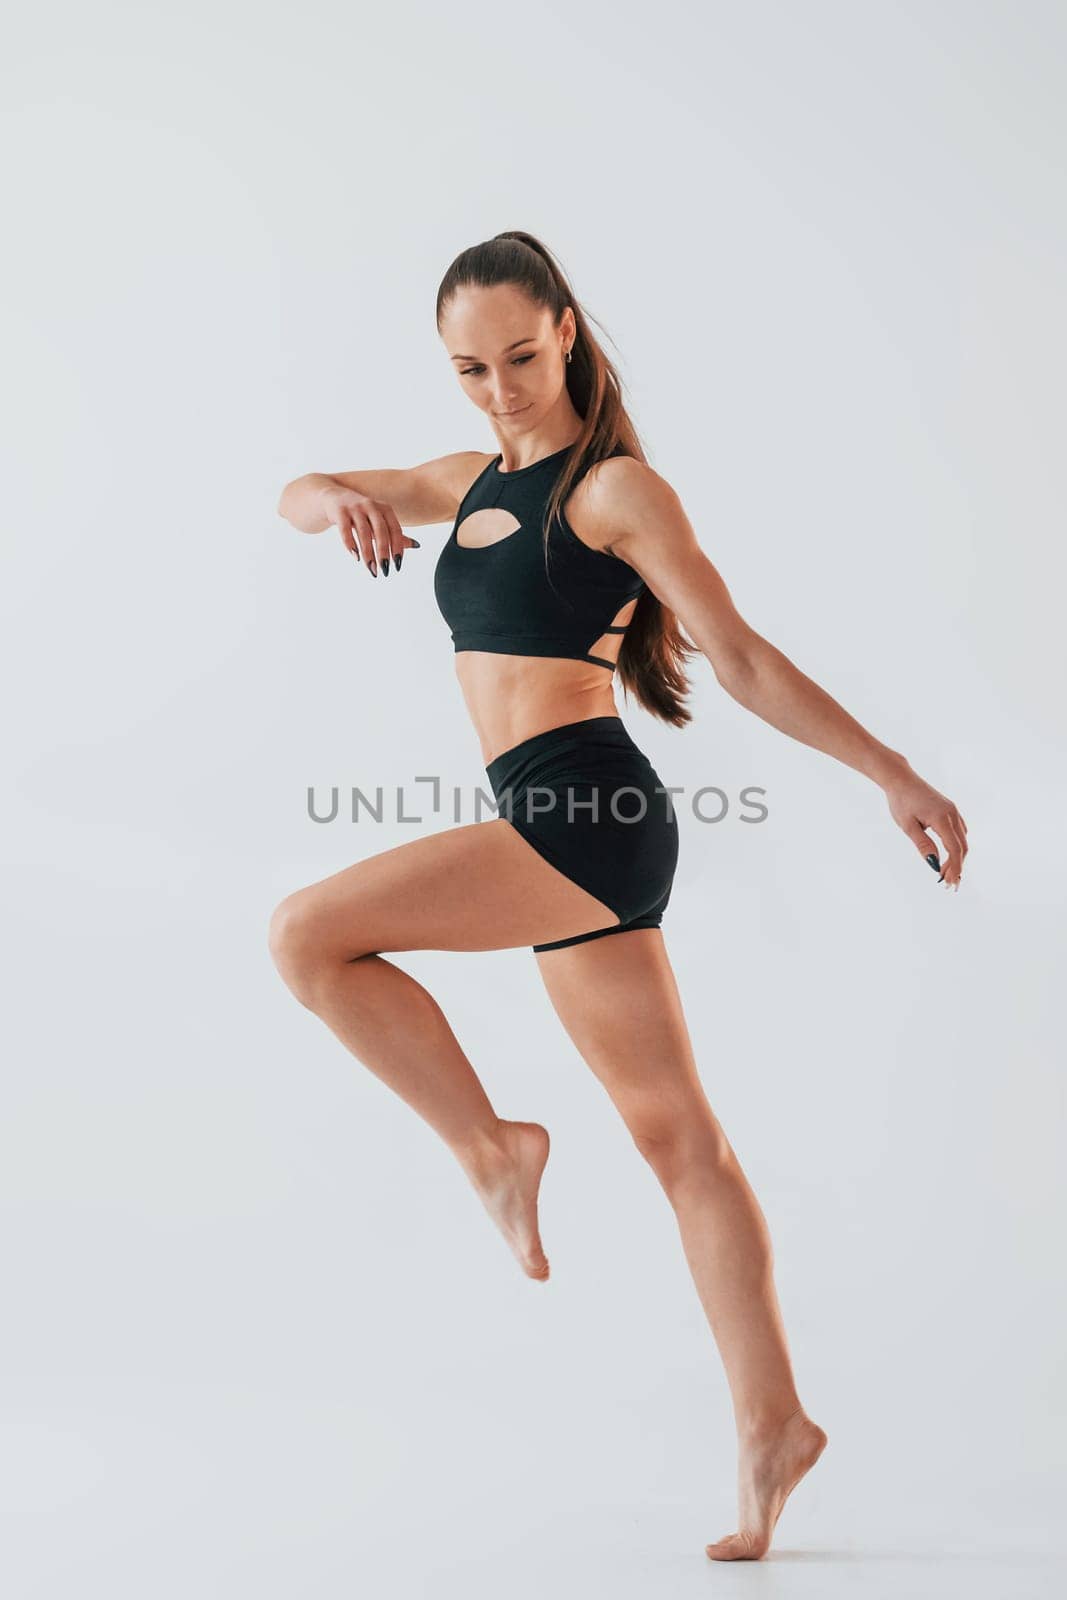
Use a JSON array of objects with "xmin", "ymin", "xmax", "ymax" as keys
[{"xmin": 460, "ymin": 355, "xmax": 535, "ymax": 376}]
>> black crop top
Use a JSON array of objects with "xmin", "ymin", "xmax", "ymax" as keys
[{"xmin": 432, "ymin": 441, "xmax": 645, "ymax": 671}]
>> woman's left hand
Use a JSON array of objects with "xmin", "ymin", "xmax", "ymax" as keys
[{"xmin": 883, "ymin": 766, "xmax": 969, "ymax": 890}]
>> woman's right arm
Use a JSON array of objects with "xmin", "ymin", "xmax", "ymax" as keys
[
  {"xmin": 277, "ymin": 451, "xmax": 491, "ymax": 534},
  {"xmin": 276, "ymin": 450, "xmax": 493, "ymax": 576}
]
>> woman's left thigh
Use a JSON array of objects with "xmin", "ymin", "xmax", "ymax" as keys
[{"xmin": 535, "ymin": 931, "xmax": 726, "ymax": 1155}]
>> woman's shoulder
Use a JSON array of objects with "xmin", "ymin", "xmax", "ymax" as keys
[
  {"xmin": 557, "ymin": 451, "xmax": 651, "ymax": 561},
  {"xmin": 443, "ymin": 449, "xmax": 500, "ymax": 514},
  {"xmin": 565, "ymin": 449, "xmax": 677, "ymax": 556},
  {"xmin": 586, "ymin": 449, "xmax": 679, "ymax": 512}
]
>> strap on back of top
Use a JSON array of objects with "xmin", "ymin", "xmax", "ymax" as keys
[{"xmin": 584, "ymin": 623, "xmax": 630, "ymax": 667}]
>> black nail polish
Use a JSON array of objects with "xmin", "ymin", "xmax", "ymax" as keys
[
  {"xmin": 409, "ymin": 539, "xmax": 421, "ymax": 548},
  {"xmin": 395, "ymin": 552, "xmax": 403, "ymax": 571},
  {"xmin": 925, "ymin": 853, "xmax": 940, "ymax": 872},
  {"xmin": 382, "ymin": 558, "xmax": 390, "ymax": 576}
]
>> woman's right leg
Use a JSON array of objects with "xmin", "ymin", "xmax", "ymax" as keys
[{"xmin": 267, "ymin": 817, "xmax": 623, "ymax": 1278}]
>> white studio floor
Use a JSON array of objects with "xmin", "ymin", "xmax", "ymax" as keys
[{"xmin": 5, "ymin": 1366, "xmax": 1064, "ymax": 1599}]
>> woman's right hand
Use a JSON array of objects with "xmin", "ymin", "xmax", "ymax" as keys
[{"xmin": 321, "ymin": 484, "xmax": 421, "ymax": 578}]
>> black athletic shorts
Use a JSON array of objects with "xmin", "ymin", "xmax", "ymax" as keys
[{"xmin": 484, "ymin": 714, "xmax": 680, "ymax": 952}]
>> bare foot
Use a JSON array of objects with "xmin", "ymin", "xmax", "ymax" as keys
[
  {"xmin": 705, "ymin": 1406, "xmax": 828, "ymax": 1561},
  {"xmin": 463, "ymin": 1120, "xmax": 551, "ymax": 1280}
]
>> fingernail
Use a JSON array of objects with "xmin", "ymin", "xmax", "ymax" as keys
[
  {"xmin": 353, "ymin": 550, "xmax": 360, "ymax": 563},
  {"xmin": 410, "ymin": 538, "xmax": 421, "ymax": 548},
  {"xmin": 369, "ymin": 560, "xmax": 377, "ymax": 577},
  {"xmin": 382, "ymin": 557, "xmax": 390, "ymax": 576},
  {"xmin": 395, "ymin": 552, "xmax": 403, "ymax": 571},
  {"xmin": 926, "ymin": 853, "xmax": 940, "ymax": 872}
]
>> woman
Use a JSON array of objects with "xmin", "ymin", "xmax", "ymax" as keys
[{"xmin": 272, "ymin": 230, "xmax": 968, "ymax": 1561}]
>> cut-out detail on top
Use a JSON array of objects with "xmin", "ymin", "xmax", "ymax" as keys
[
  {"xmin": 584, "ymin": 597, "xmax": 640, "ymax": 671},
  {"xmin": 456, "ymin": 507, "xmax": 522, "ymax": 549}
]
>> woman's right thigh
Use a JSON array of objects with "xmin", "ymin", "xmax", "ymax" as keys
[{"xmin": 268, "ymin": 817, "xmax": 623, "ymax": 964}]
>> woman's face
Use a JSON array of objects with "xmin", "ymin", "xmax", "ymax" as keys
[{"xmin": 440, "ymin": 284, "xmax": 575, "ymax": 432}]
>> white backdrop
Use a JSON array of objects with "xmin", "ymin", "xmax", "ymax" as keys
[{"xmin": 3, "ymin": 2, "xmax": 1065, "ymax": 1595}]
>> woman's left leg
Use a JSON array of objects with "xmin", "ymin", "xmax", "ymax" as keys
[{"xmin": 534, "ymin": 927, "xmax": 828, "ymax": 1561}]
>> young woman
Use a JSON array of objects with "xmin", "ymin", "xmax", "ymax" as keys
[{"xmin": 272, "ymin": 230, "xmax": 968, "ymax": 1561}]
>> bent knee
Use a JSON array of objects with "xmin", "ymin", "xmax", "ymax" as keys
[
  {"xmin": 268, "ymin": 887, "xmax": 380, "ymax": 991},
  {"xmin": 268, "ymin": 890, "xmax": 333, "ymax": 986},
  {"xmin": 629, "ymin": 1113, "xmax": 732, "ymax": 1183}
]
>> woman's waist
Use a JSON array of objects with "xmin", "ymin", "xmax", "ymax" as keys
[
  {"xmin": 455, "ymin": 653, "xmax": 622, "ymax": 767},
  {"xmin": 481, "ymin": 703, "xmax": 661, "ymax": 800}
]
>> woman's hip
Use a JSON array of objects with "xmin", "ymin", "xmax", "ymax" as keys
[{"xmin": 484, "ymin": 713, "xmax": 679, "ymax": 922}]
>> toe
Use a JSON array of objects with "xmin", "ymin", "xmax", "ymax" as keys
[
  {"xmin": 706, "ymin": 1530, "xmax": 764, "ymax": 1562},
  {"xmin": 705, "ymin": 1534, "xmax": 739, "ymax": 1560},
  {"xmin": 525, "ymin": 1236, "xmax": 549, "ymax": 1275}
]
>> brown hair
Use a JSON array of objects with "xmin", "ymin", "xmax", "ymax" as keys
[{"xmin": 435, "ymin": 229, "xmax": 698, "ymax": 728}]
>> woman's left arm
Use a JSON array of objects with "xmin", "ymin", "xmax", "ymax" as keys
[{"xmin": 595, "ymin": 459, "xmax": 969, "ymax": 889}]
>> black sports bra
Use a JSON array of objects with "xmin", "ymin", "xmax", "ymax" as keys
[{"xmin": 432, "ymin": 441, "xmax": 645, "ymax": 672}]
